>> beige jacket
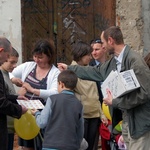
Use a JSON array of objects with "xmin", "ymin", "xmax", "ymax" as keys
[{"xmin": 71, "ymin": 61, "xmax": 106, "ymax": 119}]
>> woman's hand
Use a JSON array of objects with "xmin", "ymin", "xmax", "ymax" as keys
[
  {"xmin": 22, "ymin": 82, "xmax": 34, "ymax": 93},
  {"xmin": 101, "ymin": 117, "xmax": 108, "ymax": 126},
  {"xmin": 17, "ymin": 87, "xmax": 27, "ymax": 96}
]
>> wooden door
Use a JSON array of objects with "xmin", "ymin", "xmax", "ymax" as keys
[
  {"xmin": 21, "ymin": 0, "xmax": 116, "ymax": 63},
  {"xmin": 21, "ymin": 0, "xmax": 54, "ymax": 61}
]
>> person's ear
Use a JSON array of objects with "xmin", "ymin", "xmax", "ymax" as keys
[
  {"xmin": 108, "ymin": 37, "xmax": 114, "ymax": 45},
  {"xmin": 58, "ymin": 81, "xmax": 64, "ymax": 88},
  {"xmin": 61, "ymin": 82, "xmax": 65, "ymax": 88},
  {"xmin": 0, "ymin": 48, "xmax": 4, "ymax": 52},
  {"xmin": 58, "ymin": 81, "xmax": 61, "ymax": 87}
]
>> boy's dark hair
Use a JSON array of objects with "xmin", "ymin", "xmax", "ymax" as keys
[
  {"xmin": 71, "ymin": 41, "xmax": 92, "ymax": 62},
  {"xmin": 11, "ymin": 47, "xmax": 19, "ymax": 57},
  {"xmin": 58, "ymin": 70, "xmax": 78, "ymax": 90}
]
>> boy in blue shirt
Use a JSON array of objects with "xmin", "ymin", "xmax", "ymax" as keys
[{"xmin": 32, "ymin": 70, "xmax": 84, "ymax": 150}]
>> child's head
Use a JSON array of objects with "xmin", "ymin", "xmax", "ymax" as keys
[
  {"xmin": 71, "ymin": 41, "xmax": 92, "ymax": 65},
  {"xmin": 58, "ymin": 70, "xmax": 77, "ymax": 92},
  {"xmin": 1, "ymin": 47, "xmax": 19, "ymax": 72}
]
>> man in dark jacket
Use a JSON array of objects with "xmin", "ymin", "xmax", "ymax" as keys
[
  {"xmin": 89, "ymin": 38, "xmax": 109, "ymax": 150},
  {"xmin": 0, "ymin": 37, "xmax": 28, "ymax": 150},
  {"xmin": 89, "ymin": 38, "xmax": 107, "ymax": 104},
  {"xmin": 58, "ymin": 26, "xmax": 150, "ymax": 150}
]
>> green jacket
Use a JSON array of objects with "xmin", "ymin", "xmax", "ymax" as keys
[{"xmin": 68, "ymin": 45, "xmax": 150, "ymax": 139}]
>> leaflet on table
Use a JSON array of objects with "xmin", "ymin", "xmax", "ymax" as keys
[
  {"xmin": 101, "ymin": 69, "xmax": 140, "ymax": 99},
  {"xmin": 17, "ymin": 100, "xmax": 44, "ymax": 109}
]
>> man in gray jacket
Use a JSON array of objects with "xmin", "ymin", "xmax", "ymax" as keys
[{"xmin": 58, "ymin": 26, "xmax": 150, "ymax": 150}]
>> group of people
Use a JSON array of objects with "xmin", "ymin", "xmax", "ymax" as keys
[
  {"xmin": 0, "ymin": 25, "xmax": 150, "ymax": 150},
  {"xmin": 58, "ymin": 26, "xmax": 150, "ymax": 150}
]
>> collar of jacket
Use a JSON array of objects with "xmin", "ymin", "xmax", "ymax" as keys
[{"xmin": 120, "ymin": 45, "xmax": 131, "ymax": 72}]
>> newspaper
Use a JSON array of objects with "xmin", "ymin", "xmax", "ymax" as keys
[
  {"xmin": 17, "ymin": 100, "xmax": 44, "ymax": 109},
  {"xmin": 101, "ymin": 69, "xmax": 140, "ymax": 99}
]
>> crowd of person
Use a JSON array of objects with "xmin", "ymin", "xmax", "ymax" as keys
[{"xmin": 0, "ymin": 26, "xmax": 150, "ymax": 150}]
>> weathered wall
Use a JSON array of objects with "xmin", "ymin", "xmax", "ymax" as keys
[
  {"xmin": 0, "ymin": 0, "xmax": 22, "ymax": 63},
  {"xmin": 116, "ymin": 0, "xmax": 144, "ymax": 54},
  {"xmin": 142, "ymin": 0, "xmax": 150, "ymax": 56}
]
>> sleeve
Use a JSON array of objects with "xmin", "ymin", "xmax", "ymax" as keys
[
  {"xmin": 0, "ymin": 72, "xmax": 22, "ymax": 119},
  {"xmin": 112, "ymin": 56, "xmax": 150, "ymax": 110},
  {"xmin": 77, "ymin": 108, "xmax": 84, "ymax": 144},
  {"xmin": 35, "ymin": 97, "xmax": 52, "ymax": 128},
  {"xmin": 9, "ymin": 63, "xmax": 25, "ymax": 79},
  {"xmin": 6, "ymin": 95, "xmax": 18, "ymax": 104},
  {"xmin": 68, "ymin": 65, "xmax": 104, "ymax": 82}
]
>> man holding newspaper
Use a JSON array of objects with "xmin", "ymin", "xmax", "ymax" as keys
[{"xmin": 58, "ymin": 26, "xmax": 150, "ymax": 150}]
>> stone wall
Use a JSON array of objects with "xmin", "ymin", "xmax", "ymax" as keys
[
  {"xmin": 142, "ymin": 0, "xmax": 150, "ymax": 56},
  {"xmin": 116, "ymin": 0, "xmax": 144, "ymax": 54},
  {"xmin": 0, "ymin": 0, "xmax": 22, "ymax": 63}
]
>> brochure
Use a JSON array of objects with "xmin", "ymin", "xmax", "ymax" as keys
[
  {"xmin": 101, "ymin": 69, "xmax": 140, "ymax": 99},
  {"xmin": 17, "ymin": 100, "xmax": 44, "ymax": 109}
]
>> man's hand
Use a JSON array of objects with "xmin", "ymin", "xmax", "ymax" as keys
[
  {"xmin": 103, "ymin": 89, "xmax": 113, "ymax": 105},
  {"xmin": 57, "ymin": 63, "xmax": 68, "ymax": 72},
  {"xmin": 21, "ymin": 105, "xmax": 28, "ymax": 114},
  {"xmin": 11, "ymin": 78, "xmax": 23, "ymax": 87},
  {"xmin": 17, "ymin": 95, "xmax": 28, "ymax": 100}
]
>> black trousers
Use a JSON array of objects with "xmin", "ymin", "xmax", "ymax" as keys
[{"xmin": 84, "ymin": 118, "xmax": 100, "ymax": 150}]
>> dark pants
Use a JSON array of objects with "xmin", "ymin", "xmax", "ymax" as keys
[
  {"xmin": 84, "ymin": 118, "xmax": 100, "ymax": 150},
  {"xmin": 8, "ymin": 133, "xmax": 14, "ymax": 150}
]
